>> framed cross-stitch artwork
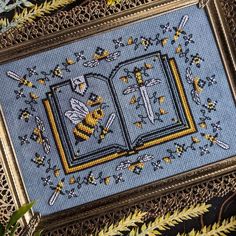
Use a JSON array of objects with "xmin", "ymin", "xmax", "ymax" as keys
[{"xmin": 0, "ymin": 0, "xmax": 235, "ymax": 235}]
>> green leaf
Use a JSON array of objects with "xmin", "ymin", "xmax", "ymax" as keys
[
  {"xmin": 9, "ymin": 223, "xmax": 19, "ymax": 236},
  {"xmin": 0, "ymin": 223, "xmax": 5, "ymax": 236},
  {"xmin": 6, "ymin": 201, "xmax": 35, "ymax": 231}
]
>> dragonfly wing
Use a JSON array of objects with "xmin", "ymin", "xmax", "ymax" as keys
[
  {"xmin": 186, "ymin": 67, "xmax": 194, "ymax": 84},
  {"xmin": 83, "ymin": 60, "xmax": 99, "ymax": 68},
  {"xmin": 145, "ymin": 78, "xmax": 161, "ymax": 87},
  {"xmin": 123, "ymin": 85, "xmax": 139, "ymax": 95},
  {"xmin": 116, "ymin": 160, "xmax": 132, "ymax": 171},
  {"xmin": 35, "ymin": 116, "xmax": 45, "ymax": 132},
  {"xmin": 191, "ymin": 90, "xmax": 201, "ymax": 105},
  {"xmin": 43, "ymin": 138, "xmax": 51, "ymax": 154},
  {"xmin": 105, "ymin": 51, "xmax": 121, "ymax": 62},
  {"xmin": 138, "ymin": 154, "xmax": 154, "ymax": 162}
]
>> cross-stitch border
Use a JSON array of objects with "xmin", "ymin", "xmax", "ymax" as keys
[{"xmin": 0, "ymin": 0, "xmax": 235, "ymax": 235}]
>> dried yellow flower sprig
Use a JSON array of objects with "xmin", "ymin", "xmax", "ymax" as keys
[
  {"xmin": 130, "ymin": 203, "xmax": 211, "ymax": 236},
  {"xmin": 177, "ymin": 216, "xmax": 236, "ymax": 236},
  {"xmin": 0, "ymin": 0, "xmax": 75, "ymax": 33},
  {"xmin": 97, "ymin": 210, "xmax": 147, "ymax": 236}
]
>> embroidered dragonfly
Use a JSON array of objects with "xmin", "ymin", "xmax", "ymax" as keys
[
  {"xmin": 123, "ymin": 67, "xmax": 161, "ymax": 124},
  {"xmin": 186, "ymin": 67, "xmax": 206, "ymax": 105},
  {"xmin": 116, "ymin": 154, "xmax": 154, "ymax": 175},
  {"xmin": 83, "ymin": 47, "xmax": 120, "ymax": 68},
  {"xmin": 31, "ymin": 116, "xmax": 51, "ymax": 154}
]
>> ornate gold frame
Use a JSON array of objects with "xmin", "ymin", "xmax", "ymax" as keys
[{"xmin": 0, "ymin": 0, "xmax": 235, "ymax": 235}]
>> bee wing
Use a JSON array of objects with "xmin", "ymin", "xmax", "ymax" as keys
[
  {"xmin": 65, "ymin": 110, "xmax": 84, "ymax": 124},
  {"xmin": 123, "ymin": 85, "xmax": 139, "ymax": 95},
  {"xmin": 35, "ymin": 116, "xmax": 45, "ymax": 132},
  {"xmin": 105, "ymin": 51, "xmax": 121, "ymax": 62},
  {"xmin": 70, "ymin": 98, "xmax": 89, "ymax": 115},
  {"xmin": 116, "ymin": 161, "xmax": 132, "ymax": 171},
  {"xmin": 83, "ymin": 60, "xmax": 99, "ymax": 68},
  {"xmin": 42, "ymin": 138, "xmax": 51, "ymax": 154},
  {"xmin": 145, "ymin": 78, "xmax": 161, "ymax": 87},
  {"xmin": 186, "ymin": 67, "xmax": 194, "ymax": 84},
  {"xmin": 191, "ymin": 90, "xmax": 201, "ymax": 105},
  {"xmin": 138, "ymin": 154, "xmax": 154, "ymax": 163}
]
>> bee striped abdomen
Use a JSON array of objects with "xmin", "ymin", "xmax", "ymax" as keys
[{"xmin": 73, "ymin": 115, "xmax": 96, "ymax": 142}]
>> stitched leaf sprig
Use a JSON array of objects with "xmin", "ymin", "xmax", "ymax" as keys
[
  {"xmin": 177, "ymin": 216, "xmax": 236, "ymax": 236},
  {"xmin": 130, "ymin": 203, "xmax": 211, "ymax": 236},
  {"xmin": 97, "ymin": 210, "xmax": 147, "ymax": 236}
]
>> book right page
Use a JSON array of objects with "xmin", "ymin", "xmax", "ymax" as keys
[{"xmin": 110, "ymin": 52, "xmax": 196, "ymax": 151}]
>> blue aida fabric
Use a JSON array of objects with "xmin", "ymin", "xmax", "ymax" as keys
[{"xmin": 0, "ymin": 4, "xmax": 236, "ymax": 215}]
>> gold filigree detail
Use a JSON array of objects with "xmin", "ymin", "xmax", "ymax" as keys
[
  {"xmin": 198, "ymin": 0, "xmax": 210, "ymax": 8},
  {"xmin": 0, "ymin": 159, "xmax": 23, "ymax": 235}
]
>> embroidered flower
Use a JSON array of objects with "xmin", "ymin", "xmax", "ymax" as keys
[
  {"xmin": 52, "ymin": 65, "xmax": 63, "ymax": 79},
  {"xmin": 66, "ymin": 58, "xmax": 75, "ymax": 65},
  {"xmin": 175, "ymin": 143, "xmax": 186, "ymax": 157},
  {"xmin": 140, "ymin": 36, "xmax": 153, "ymax": 50},
  {"xmin": 65, "ymin": 189, "xmax": 78, "ymax": 199},
  {"xmin": 18, "ymin": 135, "xmax": 30, "ymax": 145},
  {"xmin": 190, "ymin": 53, "xmax": 204, "ymax": 68},
  {"xmin": 160, "ymin": 22, "xmax": 172, "ymax": 34},
  {"xmin": 14, "ymin": 88, "xmax": 26, "ymax": 99},
  {"xmin": 211, "ymin": 121, "xmax": 222, "ymax": 133},
  {"xmin": 86, "ymin": 171, "xmax": 97, "ymax": 185},
  {"xmin": 41, "ymin": 176, "xmax": 53, "ymax": 186},
  {"xmin": 183, "ymin": 34, "xmax": 195, "ymax": 46},
  {"xmin": 74, "ymin": 51, "xmax": 86, "ymax": 61},
  {"xmin": 31, "ymin": 153, "xmax": 46, "ymax": 167},
  {"xmin": 113, "ymin": 173, "xmax": 124, "ymax": 184},
  {"xmin": 203, "ymin": 98, "xmax": 217, "ymax": 112},
  {"xmin": 27, "ymin": 66, "xmax": 38, "ymax": 77},
  {"xmin": 197, "ymin": 79, "xmax": 206, "ymax": 89},
  {"xmin": 18, "ymin": 108, "xmax": 32, "ymax": 122},
  {"xmin": 199, "ymin": 145, "xmax": 210, "ymax": 156},
  {"xmin": 151, "ymin": 160, "xmax": 163, "ymax": 171},
  {"xmin": 179, "ymin": 48, "xmax": 190, "ymax": 63},
  {"xmin": 206, "ymin": 75, "xmax": 217, "ymax": 86},
  {"xmin": 113, "ymin": 37, "xmax": 125, "ymax": 49}
]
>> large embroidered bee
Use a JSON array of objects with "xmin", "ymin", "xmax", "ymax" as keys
[
  {"xmin": 31, "ymin": 116, "xmax": 51, "ymax": 154},
  {"xmin": 65, "ymin": 98, "xmax": 105, "ymax": 144}
]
